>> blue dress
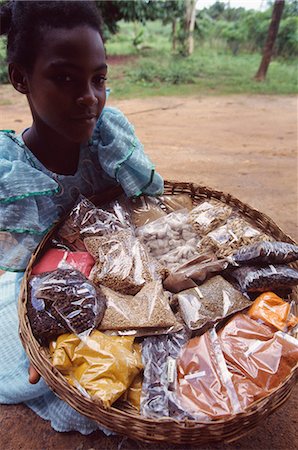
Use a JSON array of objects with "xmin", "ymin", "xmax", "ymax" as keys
[{"xmin": 0, "ymin": 107, "xmax": 163, "ymax": 434}]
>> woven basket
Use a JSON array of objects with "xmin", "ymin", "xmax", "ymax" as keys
[{"xmin": 18, "ymin": 180, "xmax": 298, "ymax": 445}]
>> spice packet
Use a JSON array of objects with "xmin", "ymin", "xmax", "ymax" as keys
[
  {"xmin": 126, "ymin": 196, "xmax": 167, "ymax": 227},
  {"xmin": 198, "ymin": 216, "xmax": 274, "ymax": 258},
  {"xmin": 140, "ymin": 330, "xmax": 189, "ymax": 419},
  {"xmin": 228, "ymin": 264, "xmax": 298, "ymax": 293},
  {"xmin": 136, "ymin": 209, "xmax": 199, "ymax": 271},
  {"xmin": 163, "ymin": 252, "xmax": 228, "ymax": 293},
  {"xmin": 248, "ymin": 291, "xmax": 298, "ymax": 331},
  {"xmin": 218, "ymin": 313, "xmax": 298, "ymax": 391},
  {"xmin": 231, "ymin": 241, "xmax": 298, "ymax": 266},
  {"xmin": 175, "ymin": 275, "xmax": 251, "ymax": 334},
  {"xmin": 50, "ymin": 331, "xmax": 143, "ymax": 408},
  {"xmin": 55, "ymin": 196, "xmax": 131, "ymax": 251},
  {"xmin": 85, "ymin": 230, "xmax": 165, "ymax": 295},
  {"xmin": 157, "ymin": 194, "xmax": 194, "ymax": 213},
  {"xmin": 98, "ymin": 281, "xmax": 179, "ymax": 331},
  {"xmin": 28, "ymin": 268, "xmax": 107, "ymax": 343},
  {"xmin": 174, "ymin": 329, "xmax": 243, "ymax": 421},
  {"xmin": 31, "ymin": 248, "xmax": 95, "ymax": 277},
  {"xmin": 189, "ymin": 200, "xmax": 233, "ymax": 235}
]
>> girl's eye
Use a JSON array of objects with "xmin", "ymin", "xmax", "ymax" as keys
[
  {"xmin": 55, "ymin": 74, "xmax": 73, "ymax": 83},
  {"xmin": 93, "ymin": 76, "xmax": 107, "ymax": 87}
]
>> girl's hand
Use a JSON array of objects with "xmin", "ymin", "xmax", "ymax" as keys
[{"xmin": 28, "ymin": 364, "xmax": 41, "ymax": 384}]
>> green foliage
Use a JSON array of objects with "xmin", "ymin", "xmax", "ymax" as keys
[
  {"xmin": 105, "ymin": 31, "xmax": 298, "ymax": 98},
  {"xmin": 0, "ymin": 37, "xmax": 8, "ymax": 84}
]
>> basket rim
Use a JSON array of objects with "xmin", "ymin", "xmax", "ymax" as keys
[{"xmin": 18, "ymin": 180, "xmax": 298, "ymax": 444}]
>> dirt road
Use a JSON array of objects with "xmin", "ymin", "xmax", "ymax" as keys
[{"xmin": 0, "ymin": 87, "xmax": 297, "ymax": 449}]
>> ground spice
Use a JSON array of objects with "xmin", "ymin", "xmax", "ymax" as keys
[{"xmin": 98, "ymin": 281, "xmax": 178, "ymax": 330}]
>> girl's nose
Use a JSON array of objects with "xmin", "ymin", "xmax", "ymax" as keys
[{"xmin": 76, "ymin": 86, "xmax": 98, "ymax": 107}]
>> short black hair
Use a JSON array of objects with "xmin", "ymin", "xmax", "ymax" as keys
[{"xmin": 0, "ymin": 1, "xmax": 103, "ymax": 71}]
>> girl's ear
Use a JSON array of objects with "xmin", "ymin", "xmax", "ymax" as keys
[{"xmin": 8, "ymin": 63, "xmax": 29, "ymax": 94}]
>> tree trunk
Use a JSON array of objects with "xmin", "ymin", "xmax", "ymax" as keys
[
  {"xmin": 255, "ymin": 0, "xmax": 285, "ymax": 81},
  {"xmin": 184, "ymin": 0, "xmax": 197, "ymax": 56},
  {"xmin": 172, "ymin": 18, "xmax": 177, "ymax": 51}
]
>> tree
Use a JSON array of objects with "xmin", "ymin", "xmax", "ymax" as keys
[
  {"xmin": 254, "ymin": 0, "xmax": 285, "ymax": 81},
  {"xmin": 184, "ymin": 0, "xmax": 198, "ymax": 55}
]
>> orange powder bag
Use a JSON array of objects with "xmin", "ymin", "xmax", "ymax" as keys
[{"xmin": 248, "ymin": 291, "xmax": 298, "ymax": 331}]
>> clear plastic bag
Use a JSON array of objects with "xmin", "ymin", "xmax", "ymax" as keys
[
  {"xmin": 85, "ymin": 230, "xmax": 165, "ymax": 295},
  {"xmin": 126, "ymin": 196, "xmax": 167, "ymax": 227},
  {"xmin": 157, "ymin": 194, "xmax": 194, "ymax": 213},
  {"xmin": 218, "ymin": 313, "xmax": 298, "ymax": 391},
  {"xmin": 136, "ymin": 209, "xmax": 199, "ymax": 271},
  {"xmin": 198, "ymin": 216, "xmax": 274, "ymax": 258},
  {"xmin": 98, "ymin": 281, "xmax": 179, "ymax": 331},
  {"xmin": 175, "ymin": 275, "xmax": 251, "ymax": 334},
  {"xmin": 28, "ymin": 268, "xmax": 107, "ymax": 343},
  {"xmin": 175, "ymin": 330, "xmax": 243, "ymax": 420},
  {"xmin": 163, "ymin": 252, "xmax": 228, "ymax": 293},
  {"xmin": 50, "ymin": 331, "xmax": 143, "ymax": 408},
  {"xmin": 55, "ymin": 196, "xmax": 131, "ymax": 251},
  {"xmin": 31, "ymin": 248, "xmax": 95, "ymax": 277},
  {"xmin": 228, "ymin": 264, "xmax": 298, "ymax": 293},
  {"xmin": 189, "ymin": 200, "xmax": 233, "ymax": 235},
  {"xmin": 248, "ymin": 291, "xmax": 298, "ymax": 331},
  {"xmin": 140, "ymin": 330, "xmax": 189, "ymax": 418},
  {"xmin": 232, "ymin": 241, "xmax": 298, "ymax": 266}
]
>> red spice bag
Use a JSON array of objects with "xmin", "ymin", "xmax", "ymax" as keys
[
  {"xmin": 32, "ymin": 248, "xmax": 95, "ymax": 277},
  {"xmin": 218, "ymin": 313, "xmax": 298, "ymax": 391}
]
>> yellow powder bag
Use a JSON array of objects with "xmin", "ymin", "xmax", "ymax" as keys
[{"xmin": 50, "ymin": 330, "xmax": 143, "ymax": 407}]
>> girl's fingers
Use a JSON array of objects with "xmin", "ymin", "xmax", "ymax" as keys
[{"xmin": 28, "ymin": 365, "xmax": 41, "ymax": 384}]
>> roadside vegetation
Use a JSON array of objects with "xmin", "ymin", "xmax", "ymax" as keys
[{"xmin": 0, "ymin": 1, "xmax": 297, "ymax": 98}]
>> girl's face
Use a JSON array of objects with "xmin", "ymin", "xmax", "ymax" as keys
[{"xmin": 25, "ymin": 25, "xmax": 107, "ymax": 144}]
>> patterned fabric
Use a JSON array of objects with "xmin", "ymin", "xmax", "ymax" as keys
[
  {"xmin": 0, "ymin": 107, "xmax": 163, "ymax": 272},
  {"xmin": 0, "ymin": 107, "xmax": 163, "ymax": 434}
]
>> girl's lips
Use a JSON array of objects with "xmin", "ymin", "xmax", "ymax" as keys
[{"xmin": 72, "ymin": 115, "xmax": 97, "ymax": 120}]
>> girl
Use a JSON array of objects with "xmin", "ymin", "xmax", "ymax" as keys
[{"xmin": 0, "ymin": 1, "xmax": 163, "ymax": 434}]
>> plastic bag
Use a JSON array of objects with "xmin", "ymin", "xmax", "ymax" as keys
[
  {"xmin": 85, "ymin": 230, "xmax": 165, "ymax": 295},
  {"xmin": 120, "ymin": 372, "xmax": 143, "ymax": 411},
  {"xmin": 157, "ymin": 194, "xmax": 194, "ymax": 213},
  {"xmin": 127, "ymin": 196, "xmax": 167, "ymax": 227},
  {"xmin": 175, "ymin": 275, "xmax": 251, "ymax": 334},
  {"xmin": 140, "ymin": 330, "xmax": 189, "ymax": 418},
  {"xmin": 136, "ymin": 209, "xmax": 199, "ymax": 271},
  {"xmin": 175, "ymin": 330, "xmax": 243, "ymax": 420},
  {"xmin": 28, "ymin": 268, "xmax": 107, "ymax": 342},
  {"xmin": 98, "ymin": 281, "xmax": 179, "ymax": 331},
  {"xmin": 50, "ymin": 331, "xmax": 143, "ymax": 408},
  {"xmin": 228, "ymin": 264, "xmax": 298, "ymax": 293},
  {"xmin": 55, "ymin": 196, "xmax": 131, "ymax": 251},
  {"xmin": 189, "ymin": 200, "xmax": 232, "ymax": 235},
  {"xmin": 218, "ymin": 313, "xmax": 298, "ymax": 391},
  {"xmin": 198, "ymin": 216, "xmax": 274, "ymax": 258},
  {"xmin": 248, "ymin": 292, "xmax": 298, "ymax": 331},
  {"xmin": 31, "ymin": 248, "xmax": 95, "ymax": 277},
  {"xmin": 163, "ymin": 252, "xmax": 228, "ymax": 293},
  {"xmin": 232, "ymin": 241, "xmax": 298, "ymax": 266}
]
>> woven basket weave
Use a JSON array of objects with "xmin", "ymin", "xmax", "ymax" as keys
[{"xmin": 18, "ymin": 180, "xmax": 297, "ymax": 445}]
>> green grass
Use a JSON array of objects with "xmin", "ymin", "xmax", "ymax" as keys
[
  {"xmin": 106, "ymin": 47, "xmax": 298, "ymax": 99},
  {"xmin": 1, "ymin": 20, "xmax": 297, "ymax": 98},
  {"xmin": 105, "ymin": 21, "xmax": 298, "ymax": 99}
]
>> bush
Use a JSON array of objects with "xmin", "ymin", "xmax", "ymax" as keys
[{"xmin": 0, "ymin": 37, "xmax": 8, "ymax": 83}]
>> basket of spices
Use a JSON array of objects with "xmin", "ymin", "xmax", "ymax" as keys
[{"xmin": 18, "ymin": 180, "xmax": 298, "ymax": 445}]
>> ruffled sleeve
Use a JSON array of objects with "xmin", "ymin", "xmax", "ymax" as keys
[
  {"xmin": 0, "ymin": 132, "xmax": 60, "ymax": 271},
  {"xmin": 92, "ymin": 107, "xmax": 164, "ymax": 198}
]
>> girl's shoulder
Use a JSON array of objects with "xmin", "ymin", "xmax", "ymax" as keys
[
  {"xmin": 0, "ymin": 130, "xmax": 28, "ymax": 162},
  {"xmin": 93, "ymin": 107, "xmax": 135, "ymax": 142}
]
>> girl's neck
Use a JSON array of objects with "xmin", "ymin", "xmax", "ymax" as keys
[{"xmin": 23, "ymin": 123, "xmax": 82, "ymax": 175}]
